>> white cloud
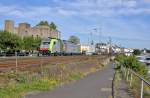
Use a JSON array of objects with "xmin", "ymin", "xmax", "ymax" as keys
[
  {"xmin": 57, "ymin": 9, "xmax": 77, "ymax": 16},
  {"xmin": 52, "ymin": 0, "xmax": 150, "ymax": 17},
  {"xmin": 0, "ymin": 4, "xmax": 16, "ymax": 14},
  {"xmin": 122, "ymin": 0, "xmax": 137, "ymax": 8},
  {"xmin": 144, "ymin": 0, "xmax": 150, "ymax": 3},
  {"xmin": 0, "ymin": 5, "xmax": 54, "ymax": 18},
  {"xmin": 0, "ymin": 0, "xmax": 150, "ymax": 18}
]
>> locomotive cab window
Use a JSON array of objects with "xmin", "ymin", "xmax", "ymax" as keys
[
  {"xmin": 43, "ymin": 42, "xmax": 50, "ymax": 45},
  {"xmin": 146, "ymin": 58, "xmax": 150, "ymax": 60}
]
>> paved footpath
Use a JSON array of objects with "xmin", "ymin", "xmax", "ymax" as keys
[{"xmin": 26, "ymin": 64, "xmax": 114, "ymax": 98}]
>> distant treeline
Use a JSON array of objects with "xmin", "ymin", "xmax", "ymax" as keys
[{"xmin": 0, "ymin": 31, "xmax": 41, "ymax": 52}]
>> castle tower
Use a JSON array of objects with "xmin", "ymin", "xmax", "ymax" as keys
[
  {"xmin": 4, "ymin": 20, "xmax": 14, "ymax": 33},
  {"xmin": 18, "ymin": 23, "xmax": 31, "ymax": 37}
]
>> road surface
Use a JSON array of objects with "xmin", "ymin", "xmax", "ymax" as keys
[{"xmin": 26, "ymin": 63, "xmax": 114, "ymax": 98}]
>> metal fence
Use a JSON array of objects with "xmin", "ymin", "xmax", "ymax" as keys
[{"xmin": 121, "ymin": 66, "xmax": 150, "ymax": 98}]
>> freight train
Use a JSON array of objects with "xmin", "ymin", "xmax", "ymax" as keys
[{"xmin": 39, "ymin": 38, "xmax": 81, "ymax": 56}]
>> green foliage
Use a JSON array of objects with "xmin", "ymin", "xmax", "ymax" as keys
[
  {"xmin": 36, "ymin": 21, "xmax": 49, "ymax": 26},
  {"xmin": 0, "ymin": 68, "xmax": 82, "ymax": 98},
  {"xmin": 23, "ymin": 36, "xmax": 34, "ymax": 51},
  {"xmin": 36, "ymin": 21, "xmax": 57, "ymax": 30},
  {"xmin": 115, "ymin": 54, "xmax": 126, "ymax": 64},
  {"xmin": 49, "ymin": 22, "xmax": 57, "ymax": 30},
  {"xmin": 0, "ymin": 31, "xmax": 41, "ymax": 51},
  {"xmin": 137, "ymin": 63, "xmax": 148, "ymax": 76},
  {"xmin": 23, "ymin": 36, "xmax": 41, "ymax": 51},
  {"xmin": 33, "ymin": 37, "xmax": 42, "ymax": 50},
  {"xmin": 0, "ymin": 31, "xmax": 22, "ymax": 51},
  {"xmin": 68, "ymin": 36, "xmax": 80, "ymax": 44},
  {"xmin": 68, "ymin": 72, "xmax": 83, "ymax": 81},
  {"xmin": 146, "ymin": 49, "xmax": 150, "ymax": 53},
  {"xmin": 115, "ymin": 55, "xmax": 150, "ymax": 98},
  {"xmin": 133, "ymin": 49, "xmax": 141, "ymax": 55},
  {"xmin": 115, "ymin": 54, "xmax": 148, "ymax": 75},
  {"xmin": 0, "ymin": 78, "xmax": 55, "ymax": 98},
  {"xmin": 115, "ymin": 54, "xmax": 126, "ymax": 69}
]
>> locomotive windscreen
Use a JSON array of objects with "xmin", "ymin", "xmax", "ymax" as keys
[
  {"xmin": 40, "ymin": 38, "xmax": 51, "ymax": 51},
  {"xmin": 42, "ymin": 42, "xmax": 50, "ymax": 45}
]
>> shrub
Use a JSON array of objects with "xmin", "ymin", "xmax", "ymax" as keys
[{"xmin": 115, "ymin": 54, "xmax": 148, "ymax": 75}]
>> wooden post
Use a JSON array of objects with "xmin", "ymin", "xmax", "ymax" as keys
[
  {"xmin": 127, "ymin": 69, "xmax": 129, "ymax": 81},
  {"xmin": 140, "ymin": 80, "xmax": 144, "ymax": 98},
  {"xmin": 40, "ymin": 56, "xmax": 43, "ymax": 75},
  {"xmin": 130, "ymin": 73, "xmax": 132, "ymax": 87},
  {"xmin": 15, "ymin": 52, "xmax": 18, "ymax": 73}
]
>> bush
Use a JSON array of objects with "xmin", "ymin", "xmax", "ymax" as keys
[
  {"xmin": 133, "ymin": 49, "xmax": 141, "ymax": 55},
  {"xmin": 115, "ymin": 54, "xmax": 148, "ymax": 75}
]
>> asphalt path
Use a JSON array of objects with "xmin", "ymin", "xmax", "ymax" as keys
[{"xmin": 26, "ymin": 63, "xmax": 114, "ymax": 98}]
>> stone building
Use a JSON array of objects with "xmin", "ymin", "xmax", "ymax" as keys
[
  {"xmin": 4, "ymin": 20, "xmax": 14, "ymax": 33},
  {"xmin": 18, "ymin": 23, "xmax": 31, "ymax": 37},
  {"xmin": 4, "ymin": 20, "xmax": 60, "ymax": 39}
]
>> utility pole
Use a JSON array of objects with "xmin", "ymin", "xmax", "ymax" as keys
[
  {"xmin": 90, "ymin": 32, "xmax": 94, "ymax": 45},
  {"xmin": 88, "ymin": 36, "xmax": 90, "ymax": 46},
  {"xmin": 99, "ymin": 28, "xmax": 101, "ymax": 43},
  {"xmin": 109, "ymin": 37, "xmax": 112, "ymax": 46},
  {"xmin": 93, "ymin": 27, "xmax": 102, "ymax": 44},
  {"xmin": 109, "ymin": 37, "xmax": 112, "ymax": 57},
  {"xmin": 99, "ymin": 27, "xmax": 102, "ymax": 43},
  {"xmin": 93, "ymin": 28, "xmax": 98, "ymax": 43}
]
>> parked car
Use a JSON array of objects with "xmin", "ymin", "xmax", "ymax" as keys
[{"xmin": 0, "ymin": 52, "xmax": 5, "ymax": 57}]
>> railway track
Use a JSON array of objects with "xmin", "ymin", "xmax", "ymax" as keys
[{"xmin": 0, "ymin": 55, "xmax": 100, "ymax": 72}]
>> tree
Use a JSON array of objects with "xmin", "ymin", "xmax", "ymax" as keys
[
  {"xmin": 0, "ymin": 31, "xmax": 42, "ymax": 52},
  {"xmin": 0, "ymin": 31, "xmax": 22, "ymax": 51},
  {"xmin": 146, "ymin": 49, "xmax": 150, "ymax": 53},
  {"xmin": 23, "ymin": 36, "xmax": 42, "ymax": 51},
  {"xmin": 37, "ymin": 21, "xmax": 49, "ymax": 26},
  {"xmin": 23, "ymin": 36, "xmax": 34, "ymax": 51},
  {"xmin": 68, "ymin": 36, "xmax": 80, "ymax": 44},
  {"xmin": 36, "ymin": 21, "xmax": 57, "ymax": 30},
  {"xmin": 133, "ymin": 49, "xmax": 141, "ymax": 55},
  {"xmin": 49, "ymin": 22, "xmax": 57, "ymax": 30},
  {"xmin": 33, "ymin": 37, "xmax": 42, "ymax": 50}
]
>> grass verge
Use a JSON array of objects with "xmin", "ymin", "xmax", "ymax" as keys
[
  {"xmin": 0, "ymin": 56, "xmax": 109, "ymax": 98},
  {"xmin": 0, "ymin": 71, "xmax": 83, "ymax": 98}
]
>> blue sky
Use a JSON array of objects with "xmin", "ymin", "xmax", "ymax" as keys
[{"xmin": 0, "ymin": 0, "xmax": 150, "ymax": 49}]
